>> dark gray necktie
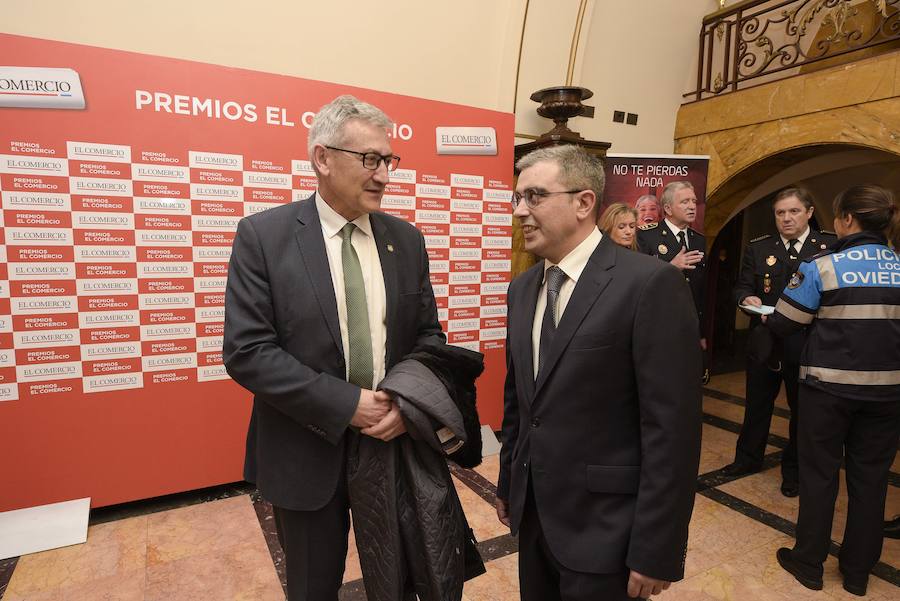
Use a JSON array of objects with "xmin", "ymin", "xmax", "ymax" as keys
[
  {"xmin": 340, "ymin": 223, "xmax": 374, "ymax": 388},
  {"xmin": 538, "ymin": 266, "xmax": 566, "ymax": 376},
  {"xmin": 677, "ymin": 230, "xmax": 688, "ymax": 251},
  {"xmin": 788, "ymin": 238, "xmax": 800, "ymax": 257}
]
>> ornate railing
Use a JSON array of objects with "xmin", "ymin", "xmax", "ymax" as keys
[{"xmin": 686, "ymin": 0, "xmax": 900, "ymax": 101}]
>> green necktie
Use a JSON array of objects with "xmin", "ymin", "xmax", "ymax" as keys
[{"xmin": 340, "ymin": 223, "xmax": 374, "ymax": 388}]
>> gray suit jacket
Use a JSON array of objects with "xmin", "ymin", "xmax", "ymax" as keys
[{"xmin": 224, "ymin": 194, "xmax": 443, "ymax": 510}]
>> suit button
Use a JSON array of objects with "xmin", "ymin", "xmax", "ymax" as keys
[{"xmin": 531, "ymin": 418, "xmax": 540, "ymax": 428}]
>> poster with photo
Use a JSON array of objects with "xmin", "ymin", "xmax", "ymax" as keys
[{"xmin": 602, "ymin": 153, "xmax": 710, "ymax": 232}]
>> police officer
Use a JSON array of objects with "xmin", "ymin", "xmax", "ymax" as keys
[
  {"xmin": 769, "ymin": 184, "xmax": 900, "ymax": 597},
  {"xmin": 638, "ymin": 181, "xmax": 708, "ymax": 351},
  {"xmin": 723, "ymin": 188, "xmax": 836, "ymax": 498}
]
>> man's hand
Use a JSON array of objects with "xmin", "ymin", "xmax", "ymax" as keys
[
  {"xmin": 361, "ymin": 400, "xmax": 407, "ymax": 441},
  {"xmin": 495, "ymin": 497, "xmax": 510, "ymax": 527},
  {"xmin": 350, "ymin": 389, "xmax": 392, "ymax": 429},
  {"xmin": 669, "ymin": 248, "xmax": 703, "ymax": 271},
  {"xmin": 742, "ymin": 295, "xmax": 763, "ymax": 308},
  {"xmin": 627, "ymin": 570, "xmax": 671, "ymax": 598}
]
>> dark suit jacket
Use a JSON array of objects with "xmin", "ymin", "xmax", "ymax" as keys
[
  {"xmin": 224, "ymin": 194, "xmax": 443, "ymax": 511},
  {"xmin": 497, "ymin": 235, "xmax": 702, "ymax": 580},
  {"xmin": 733, "ymin": 229, "xmax": 836, "ymax": 362},
  {"xmin": 637, "ymin": 223, "xmax": 707, "ymax": 336}
]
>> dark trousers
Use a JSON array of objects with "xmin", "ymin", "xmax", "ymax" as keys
[
  {"xmin": 792, "ymin": 384, "xmax": 900, "ymax": 578},
  {"xmin": 519, "ymin": 481, "xmax": 639, "ymax": 601},
  {"xmin": 272, "ymin": 473, "xmax": 351, "ymax": 601},
  {"xmin": 734, "ymin": 359, "xmax": 800, "ymax": 483}
]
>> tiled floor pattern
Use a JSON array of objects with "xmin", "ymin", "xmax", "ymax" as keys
[{"xmin": 3, "ymin": 371, "xmax": 897, "ymax": 600}]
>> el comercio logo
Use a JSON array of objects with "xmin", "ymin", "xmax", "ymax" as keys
[{"xmin": 0, "ymin": 66, "xmax": 86, "ymax": 109}]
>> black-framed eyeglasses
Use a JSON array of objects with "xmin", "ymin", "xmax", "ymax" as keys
[
  {"xmin": 512, "ymin": 189, "xmax": 583, "ymax": 209},
  {"xmin": 325, "ymin": 146, "xmax": 400, "ymax": 171}
]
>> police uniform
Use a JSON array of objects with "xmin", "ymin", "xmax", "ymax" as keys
[
  {"xmin": 730, "ymin": 229, "xmax": 836, "ymax": 486},
  {"xmin": 768, "ymin": 231, "xmax": 900, "ymax": 588},
  {"xmin": 637, "ymin": 220, "xmax": 707, "ymax": 334}
]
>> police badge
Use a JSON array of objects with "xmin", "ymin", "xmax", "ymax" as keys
[
  {"xmin": 787, "ymin": 271, "xmax": 804, "ymax": 289},
  {"xmin": 658, "ymin": 244, "xmax": 668, "ymax": 254},
  {"xmin": 766, "ymin": 255, "xmax": 776, "ymax": 266}
]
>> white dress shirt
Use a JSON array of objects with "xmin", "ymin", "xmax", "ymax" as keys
[
  {"xmin": 316, "ymin": 193, "xmax": 387, "ymax": 389},
  {"xmin": 531, "ymin": 227, "xmax": 603, "ymax": 378},
  {"xmin": 665, "ymin": 218, "xmax": 690, "ymax": 249},
  {"xmin": 780, "ymin": 226, "xmax": 810, "ymax": 254}
]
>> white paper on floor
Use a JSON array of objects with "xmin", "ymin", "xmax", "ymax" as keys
[
  {"xmin": 481, "ymin": 425, "xmax": 501, "ymax": 457},
  {"xmin": 0, "ymin": 497, "xmax": 90, "ymax": 560}
]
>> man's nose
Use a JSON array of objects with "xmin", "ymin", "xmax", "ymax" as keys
[
  {"xmin": 513, "ymin": 201, "xmax": 529, "ymax": 219},
  {"xmin": 372, "ymin": 161, "xmax": 390, "ymax": 183}
]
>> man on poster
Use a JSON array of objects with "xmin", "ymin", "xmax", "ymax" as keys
[
  {"xmin": 224, "ymin": 95, "xmax": 444, "ymax": 600},
  {"xmin": 496, "ymin": 145, "xmax": 701, "ymax": 600},
  {"xmin": 634, "ymin": 194, "xmax": 661, "ymax": 225}
]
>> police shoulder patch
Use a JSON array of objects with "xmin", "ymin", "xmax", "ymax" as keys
[
  {"xmin": 638, "ymin": 222, "xmax": 659, "ymax": 231},
  {"xmin": 750, "ymin": 234, "xmax": 771, "ymax": 243},
  {"xmin": 787, "ymin": 271, "xmax": 804, "ymax": 289}
]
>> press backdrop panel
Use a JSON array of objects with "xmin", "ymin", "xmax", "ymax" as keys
[{"xmin": 0, "ymin": 34, "xmax": 513, "ymax": 511}]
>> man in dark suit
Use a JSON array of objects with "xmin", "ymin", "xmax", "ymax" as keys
[
  {"xmin": 496, "ymin": 146, "xmax": 702, "ymax": 601},
  {"xmin": 224, "ymin": 95, "xmax": 443, "ymax": 601},
  {"xmin": 637, "ymin": 181, "xmax": 708, "ymax": 353},
  {"xmin": 724, "ymin": 188, "xmax": 835, "ymax": 496}
]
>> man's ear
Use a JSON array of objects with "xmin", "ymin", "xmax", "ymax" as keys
[
  {"xmin": 576, "ymin": 190, "xmax": 597, "ymax": 221},
  {"xmin": 311, "ymin": 145, "xmax": 330, "ymax": 176},
  {"xmin": 807, "ymin": 205, "xmax": 815, "ymax": 218}
]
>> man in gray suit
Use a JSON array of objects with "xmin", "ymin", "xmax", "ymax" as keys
[
  {"xmin": 224, "ymin": 95, "xmax": 443, "ymax": 600},
  {"xmin": 496, "ymin": 145, "xmax": 702, "ymax": 600}
]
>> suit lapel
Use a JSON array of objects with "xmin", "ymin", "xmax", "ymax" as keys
[
  {"xmin": 512, "ymin": 264, "xmax": 542, "ymax": 403},
  {"xmin": 371, "ymin": 214, "xmax": 399, "ymax": 368},
  {"xmin": 533, "ymin": 237, "xmax": 615, "ymax": 401},
  {"xmin": 800, "ymin": 230, "xmax": 823, "ymax": 259},
  {"xmin": 294, "ymin": 195, "xmax": 343, "ymax": 356}
]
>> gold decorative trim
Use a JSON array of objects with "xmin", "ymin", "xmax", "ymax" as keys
[
  {"xmin": 512, "ymin": 0, "xmax": 530, "ymax": 115},
  {"xmin": 565, "ymin": 0, "xmax": 589, "ymax": 86}
]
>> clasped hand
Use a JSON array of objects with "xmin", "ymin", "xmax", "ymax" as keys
[{"xmin": 350, "ymin": 389, "xmax": 407, "ymax": 441}]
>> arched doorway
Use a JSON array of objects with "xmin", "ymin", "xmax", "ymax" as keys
[{"xmin": 705, "ymin": 144, "xmax": 900, "ymax": 373}]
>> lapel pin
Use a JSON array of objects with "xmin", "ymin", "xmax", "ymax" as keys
[
  {"xmin": 766, "ymin": 255, "xmax": 776, "ymax": 266},
  {"xmin": 387, "ymin": 244, "xmax": 394, "ymax": 252},
  {"xmin": 658, "ymin": 244, "xmax": 668, "ymax": 254}
]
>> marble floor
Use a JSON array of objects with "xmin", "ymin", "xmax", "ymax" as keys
[{"xmin": 2, "ymin": 371, "xmax": 898, "ymax": 600}]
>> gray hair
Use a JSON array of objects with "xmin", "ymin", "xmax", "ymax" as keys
[
  {"xmin": 634, "ymin": 194, "xmax": 659, "ymax": 209},
  {"xmin": 307, "ymin": 95, "xmax": 392, "ymax": 158},
  {"xmin": 515, "ymin": 145, "xmax": 605, "ymax": 199},
  {"xmin": 660, "ymin": 181, "xmax": 694, "ymax": 209}
]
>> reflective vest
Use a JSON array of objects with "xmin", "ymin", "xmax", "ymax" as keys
[{"xmin": 770, "ymin": 231, "xmax": 900, "ymax": 401}]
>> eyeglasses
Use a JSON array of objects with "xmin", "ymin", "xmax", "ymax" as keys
[
  {"xmin": 325, "ymin": 146, "xmax": 401, "ymax": 171},
  {"xmin": 512, "ymin": 189, "xmax": 583, "ymax": 209}
]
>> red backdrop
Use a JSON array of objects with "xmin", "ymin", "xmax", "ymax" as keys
[{"xmin": 0, "ymin": 34, "xmax": 513, "ymax": 511}]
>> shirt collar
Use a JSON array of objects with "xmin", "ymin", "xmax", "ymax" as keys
[
  {"xmin": 316, "ymin": 191, "xmax": 373, "ymax": 239},
  {"xmin": 542, "ymin": 227, "xmax": 602, "ymax": 285},
  {"xmin": 780, "ymin": 226, "xmax": 810, "ymax": 249},
  {"xmin": 664, "ymin": 218, "xmax": 688, "ymax": 238}
]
